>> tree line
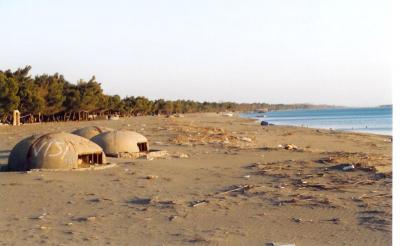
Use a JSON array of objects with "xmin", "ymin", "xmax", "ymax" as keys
[{"xmin": 0, "ymin": 66, "xmax": 327, "ymax": 123}]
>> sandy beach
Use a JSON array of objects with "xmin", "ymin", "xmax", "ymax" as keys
[{"xmin": 0, "ymin": 113, "xmax": 392, "ymax": 246}]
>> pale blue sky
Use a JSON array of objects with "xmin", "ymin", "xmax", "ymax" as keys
[{"xmin": 0, "ymin": 0, "xmax": 391, "ymax": 106}]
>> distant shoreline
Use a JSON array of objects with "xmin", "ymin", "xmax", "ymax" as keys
[{"xmin": 240, "ymin": 107, "xmax": 392, "ymax": 136}]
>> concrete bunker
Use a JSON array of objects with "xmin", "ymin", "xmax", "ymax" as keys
[
  {"xmin": 91, "ymin": 130, "xmax": 149, "ymax": 158},
  {"xmin": 8, "ymin": 132, "xmax": 107, "ymax": 171},
  {"xmin": 72, "ymin": 126, "xmax": 113, "ymax": 139}
]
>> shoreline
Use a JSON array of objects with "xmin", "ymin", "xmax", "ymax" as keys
[
  {"xmin": 247, "ymin": 119, "xmax": 392, "ymax": 137},
  {"xmin": 240, "ymin": 108, "xmax": 392, "ymax": 136}
]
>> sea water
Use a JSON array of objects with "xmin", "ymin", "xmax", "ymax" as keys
[{"xmin": 242, "ymin": 107, "xmax": 392, "ymax": 135}]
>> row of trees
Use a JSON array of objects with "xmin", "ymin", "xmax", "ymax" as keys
[{"xmin": 0, "ymin": 66, "xmax": 325, "ymax": 123}]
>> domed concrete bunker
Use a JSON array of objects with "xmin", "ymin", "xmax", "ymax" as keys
[
  {"xmin": 8, "ymin": 132, "xmax": 107, "ymax": 171},
  {"xmin": 91, "ymin": 130, "xmax": 149, "ymax": 158},
  {"xmin": 72, "ymin": 126, "xmax": 113, "ymax": 139}
]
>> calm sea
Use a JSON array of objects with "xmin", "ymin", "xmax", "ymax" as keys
[{"xmin": 242, "ymin": 107, "xmax": 392, "ymax": 135}]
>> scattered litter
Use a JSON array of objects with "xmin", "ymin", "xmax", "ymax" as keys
[
  {"xmin": 128, "ymin": 197, "xmax": 155, "ymax": 205},
  {"xmin": 32, "ymin": 213, "xmax": 47, "ymax": 220},
  {"xmin": 266, "ymin": 242, "xmax": 295, "ymax": 246},
  {"xmin": 109, "ymin": 115, "xmax": 119, "ymax": 120},
  {"xmin": 76, "ymin": 216, "xmax": 97, "ymax": 222},
  {"xmin": 329, "ymin": 164, "xmax": 356, "ymax": 172},
  {"xmin": 342, "ymin": 164, "xmax": 355, "ymax": 171},
  {"xmin": 168, "ymin": 215, "xmax": 178, "ymax": 221},
  {"xmin": 146, "ymin": 150, "xmax": 169, "ymax": 159},
  {"xmin": 283, "ymin": 144, "xmax": 298, "ymax": 150},
  {"xmin": 325, "ymin": 217, "xmax": 341, "ymax": 224},
  {"xmin": 217, "ymin": 184, "xmax": 255, "ymax": 195},
  {"xmin": 239, "ymin": 137, "xmax": 252, "ymax": 142},
  {"xmin": 292, "ymin": 218, "xmax": 302, "ymax": 223},
  {"xmin": 318, "ymin": 151, "xmax": 391, "ymax": 174},
  {"xmin": 175, "ymin": 153, "xmax": 189, "ymax": 158},
  {"xmin": 85, "ymin": 216, "xmax": 96, "ymax": 222},
  {"xmin": 292, "ymin": 217, "xmax": 313, "ymax": 223},
  {"xmin": 190, "ymin": 200, "xmax": 209, "ymax": 207},
  {"xmin": 170, "ymin": 124, "xmax": 255, "ymax": 148},
  {"xmin": 146, "ymin": 175, "xmax": 158, "ymax": 180},
  {"xmin": 221, "ymin": 112, "xmax": 233, "ymax": 117}
]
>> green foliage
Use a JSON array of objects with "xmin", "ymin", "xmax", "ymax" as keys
[
  {"xmin": 0, "ymin": 66, "xmax": 327, "ymax": 120},
  {"xmin": 34, "ymin": 73, "xmax": 66, "ymax": 114},
  {"xmin": 0, "ymin": 71, "xmax": 20, "ymax": 116}
]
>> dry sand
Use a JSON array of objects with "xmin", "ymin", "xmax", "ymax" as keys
[{"xmin": 0, "ymin": 113, "xmax": 392, "ymax": 245}]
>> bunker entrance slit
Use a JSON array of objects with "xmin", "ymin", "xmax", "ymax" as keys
[
  {"xmin": 78, "ymin": 153, "xmax": 103, "ymax": 166},
  {"xmin": 137, "ymin": 142, "xmax": 148, "ymax": 152}
]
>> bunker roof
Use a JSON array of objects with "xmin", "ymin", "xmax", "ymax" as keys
[
  {"xmin": 72, "ymin": 126, "xmax": 113, "ymax": 139},
  {"xmin": 91, "ymin": 130, "xmax": 148, "ymax": 157}
]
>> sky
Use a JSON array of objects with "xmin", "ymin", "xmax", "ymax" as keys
[{"xmin": 0, "ymin": 0, "xmax": 391, "ymax": 107}]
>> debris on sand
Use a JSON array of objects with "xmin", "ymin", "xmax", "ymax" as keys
[
  {"xmin": 168, "ymin": 215, "xmax": 178, "ymax": 221},
  {"xmin": 190, "ymin": 200, "xmax": 209, "ymax": 207},
  {"xmin": 317, "ymin": 151, "xmax": 392, "ymax": 174},
  {"xmin": 169, "ymin": 123, "xmax": 255, "ymax": 148},
  {"xmin": 291, "ymin": 217, "xmax": 313, "ymax": 223},
  {"xmin": 342, "ymin": 164, "xmax": 355, "ymax": 171},
  {"xmin": 128, "ymin": 197, "xmax": 156, "ymax": 205},
  {"xmin": 145, "ymin": 175, "xmax": 159, "ymax": 180},
  {"xmin": 85, "ymin": 216, "xmax": 97, "ymax": 222},
  {"xmin": 216, "ymin": 184, "xmax": 257, "ymax": 196},
  {"xmin": 75, "ymin": 216, "xmax": 97, "ymax": 222},
  {"xmin": 358, "ymin": 210, "xmax": 390, "ymax": 231},
  {"xmin": 266, "ymin": 242, "xmax": 295, "ymax": 246},
  {"xmin": 31, "ymin": 213, "xmax": 47, "ymax": 220},
  {"xmin": 172, "ymin": 153, "xmax": 189, "ymax": 159},
  {"xmin": 239, "ymin": 136, "xmax": 252, "ymax": 143},
  {"xmin": 221, "ymin": 112, "xmax": 233, "ymax": 117},
  {"xmin": 146, "ymin": 150, "xmax": 169, "ymax": 159},
  {"xmin": 283, "ymin": 144, "xmax": 298, "ymax": 150},
  {"xmin": 109, "ymin": 115, "xmax": 120, "ymax": 120},
  {"xmin": 188, "ymin": 235, "xmax": 211, "ymax": 243},
  {"xmin": 323, "ymin": 217, "xmax": 341, "ymax": 224}
]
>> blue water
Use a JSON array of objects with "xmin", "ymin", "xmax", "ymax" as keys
[{"xmin": 242, "ymin": 107, "xmax": 392, "ymax": 135}]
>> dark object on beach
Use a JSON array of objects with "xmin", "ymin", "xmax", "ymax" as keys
[
  {"xmin": 329, "ymin": 164, "xmax": 355, "ymax": 171},
  {"xmin": 261, "ymin": 121, "xmax": 273, "ymax": 126}
]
